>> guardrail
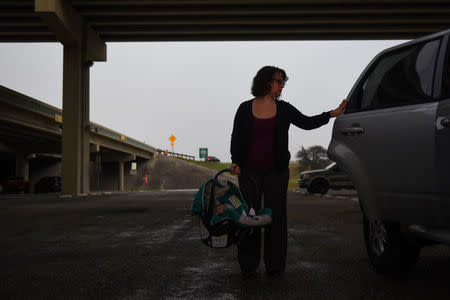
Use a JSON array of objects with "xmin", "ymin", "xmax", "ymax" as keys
[
  {"xmin": 0, "ymin": 85, "xmax": 62, "ymax": 119},
  {"xmin": 157, "ymin": 149, "xmax": 195, "ymax": 160},
  {"xmin": 89, "ymin": 123, "xmax": 157, "ymax": 154},
  {"xmin": 0, "ymin": 85, "xmax": 157, "ymax": 155}
]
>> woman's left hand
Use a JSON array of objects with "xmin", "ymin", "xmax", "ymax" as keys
[{"xmin": 330, "ymin": 99, "xmax": 348, "ymax": 117}]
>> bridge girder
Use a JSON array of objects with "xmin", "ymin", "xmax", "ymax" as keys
[{"xmin": 0, "ymin": 0, "xmax": 450, "ymax": 42}]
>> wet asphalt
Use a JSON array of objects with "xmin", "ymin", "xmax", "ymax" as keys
[{"xmin": 1, "ymin": 190, "xmax": 450, "ymax": 299}]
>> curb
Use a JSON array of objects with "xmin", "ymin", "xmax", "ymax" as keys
[{"xmin": 291, "ymin": 189, "xmax": 358, "ymax": 202}]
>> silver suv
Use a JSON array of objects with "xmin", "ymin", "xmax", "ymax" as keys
[{"xmin": 328, "ymin": 29, "xmax": 450, "ymax": 274}]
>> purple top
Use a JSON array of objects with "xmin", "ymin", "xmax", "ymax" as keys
[{"xmin": 247, "ymin": 115, "xmax": 276, "ymax": 169}]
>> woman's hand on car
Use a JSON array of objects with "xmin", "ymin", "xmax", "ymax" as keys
[
  {"xmin": 330, "ymin": 99, "xmax": 348, "ymax": 117},
  {"xmin": 230, "ymin": 163, "xmax": 241, "ymax": 175}
]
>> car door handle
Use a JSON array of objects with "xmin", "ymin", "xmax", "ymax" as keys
[
  {"xmin": 341, "ymin": 127, "xmax": 365, "ymax": 135},
  {"xmin": 441, "ymin": 118, "xmax": 450, "ymax": 128}
]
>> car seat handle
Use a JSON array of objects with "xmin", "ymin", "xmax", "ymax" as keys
[
  {"xmin": 205, "ymin": 169, "xmax": 232, "ymax": 223},
  {"xmin": 208, "ymin": 168, "xmax": 258, "ymax": 215}
]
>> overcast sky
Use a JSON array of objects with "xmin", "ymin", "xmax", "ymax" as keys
[{"xmin": 0, "ymin": 40, "xmax": 404, "ymax": 162}]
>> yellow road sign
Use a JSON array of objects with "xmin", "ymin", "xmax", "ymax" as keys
[{"xmin": 169, "ymin": 135, "xmax": 176, "ymax": 142}]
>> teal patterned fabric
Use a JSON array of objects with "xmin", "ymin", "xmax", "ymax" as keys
[{"xmin": 192, "ymin": 179, "xmax": 272, "ymax": 228}]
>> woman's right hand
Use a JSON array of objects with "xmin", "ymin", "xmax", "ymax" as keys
[
  {"xmin": 230, "ymin": 163, "xmax": 241, "ymax": 175},
  {"xmin": 330, "ymin": 99, "xmax": 348, "ymax": 117}
]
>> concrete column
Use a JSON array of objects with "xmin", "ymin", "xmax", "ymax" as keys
[
  {"xmin": 118, "ymin": 161, "xmax": 124, "ymax": 192},
  {"xmin": 36, "ymin": 1, "xmax": 106, "ymax": 195},
  {"xmin": 15, "ymin": 153, "xmax": 29, "ymax": 181},
  {"xmin": 95, "ymin": 152, "xmax": 102, "ymax": 191},
  {"xmin": 61, "ymin": 23, "xmax": 90, "ymax": 195}
]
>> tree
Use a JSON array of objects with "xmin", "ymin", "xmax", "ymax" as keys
[{"xmin": 296, "ymin": 145, "xmax": 331, "ymax": 171}]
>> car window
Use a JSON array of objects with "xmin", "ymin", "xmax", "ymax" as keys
[{"xmin": 346, "ymin": 39, "xmax": 441, "ymax": 113}]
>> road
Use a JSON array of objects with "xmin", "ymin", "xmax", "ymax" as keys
[{"xmin": 0, "ymin": 190, "xmax": 449, "ymax": 299}]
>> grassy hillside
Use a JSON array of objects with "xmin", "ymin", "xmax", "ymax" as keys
[
  {"xmin": 184, "ymin": 160, "xmax": 232, "ymax": 172},
  {"xmin": 288, "ymin": 163, "xmax": 300, "ymax": 189},
  {"xmin": 180, "ymin": 158, "xmax": 300, "ymax": 189}
]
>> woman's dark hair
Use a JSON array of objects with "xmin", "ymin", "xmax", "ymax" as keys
[{"xmin": 251, "ymin": 66, "xmax": 288, "ymax": 98}]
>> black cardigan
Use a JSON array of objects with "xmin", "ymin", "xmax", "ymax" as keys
[{"xmin": 230, "ymin": 99, "xmax": 331, "ymax": 170}]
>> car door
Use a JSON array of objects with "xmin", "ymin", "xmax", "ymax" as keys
[
  {"xmin": 435, "ymin": 35, "xmax": 450, "ymax": 226},
  {"xmin": 330, "ymin": 164, "xmax": 353, "ymax": 188},
  {"xmin": 331, "ymin": 38, "xmax": 442, "ymax": 226}
]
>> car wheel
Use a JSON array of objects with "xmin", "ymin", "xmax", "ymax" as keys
[
  {"xmin": 363, "ymin": 214, "xmax": 420, "ymax": 275},
  {"xmin": 309, "ymin": 179, "xmax": 329, "ymax": 194}
]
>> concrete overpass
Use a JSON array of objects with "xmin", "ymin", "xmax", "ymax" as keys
[
  {"xmin": 0, "ymin": 85, "xmax": 157, "ymax": 192},
  {"xmin": 1, "ymin": 0, "xmax": 449, "ymax": 194},
  {"xmin": 2, "ymin": 0, "xmax": 450, "ymax": 41}
]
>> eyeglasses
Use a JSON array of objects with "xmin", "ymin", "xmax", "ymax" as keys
[{"xmin": 272, "ymin": 79, "xmax": 287, "ymax": 86}]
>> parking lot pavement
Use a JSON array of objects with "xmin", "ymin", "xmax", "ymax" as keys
[
  {"xmin": 1, "ymin": 191, "xmax": 450, "ymax": 299},
  {"xmin": 293, "ymin": 188, "xmax": 359, "ymax": 202}
]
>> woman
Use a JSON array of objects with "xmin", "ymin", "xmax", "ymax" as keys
[{"xmin": 230, "ymin": 66, "xmax": 347, "ymax": 275}]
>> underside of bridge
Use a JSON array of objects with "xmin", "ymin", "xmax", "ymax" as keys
[
  {"xmin": 2, "ymin": 0, "xmax": 450, "ymax": 41},
  {"xmin": 1, "ymin": 0, "xmax": 449, "ymax": 194}
]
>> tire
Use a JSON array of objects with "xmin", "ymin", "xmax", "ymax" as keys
[
  {"xmin": 363, "ymin": 214, "xmax": 420, "ymax": 275},
  {"xmin": 309, "ymin": 179, "xmax": 329, "ymax": 194}
]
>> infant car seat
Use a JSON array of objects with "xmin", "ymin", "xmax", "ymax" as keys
[{"xmin": 192, "ymin": 169, "xmax": 272, "ymax": 248}]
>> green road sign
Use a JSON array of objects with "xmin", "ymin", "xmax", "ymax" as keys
[{"xmin": 199, "ymin": 148, "xmax": 208, "ymax": 159}]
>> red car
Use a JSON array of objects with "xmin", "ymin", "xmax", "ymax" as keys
[
  {"xmin": 204, "ymin": 156, "xmax": 220, "ymax": 163},
  {"xmin": 0, "ymin": 176, "xmax": 30, "ymax": 194}
]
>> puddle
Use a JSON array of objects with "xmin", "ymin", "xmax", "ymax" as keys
[
  {"xmin": 106, "ymin": 208, "xmax": 148, "ymax": 214},
  {"xmin": 164, "ymin": 251, "xmax": 239, "ymax": 298},
  {"xmin": 292, "ymin": 260, "xmax": 327, "ymax": 273},
  {"xmin": 112, "ymin": 219, "xmax": 192, "ymax": 248},
  {"xmin": 288, "ymin": 225, "xmax": 342, "ymax": 242}
]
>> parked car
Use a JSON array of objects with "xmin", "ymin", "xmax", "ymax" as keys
[
  {"xmin": 299, "ymin": 162, "xmax": 354, "ymax": 194},
  {"xmin": 0, "ymin": 176, "xmax": 30, "ymax": 193},
  {"xmin": 34, "ymin": 176, "xmax": 62, "ymax": 193},
  {"xmin": 205, "ymin": 156, "xmax": 220, "ymax": 163},
  {"xmin": 328, "ymin": 29, "xmax": 450, "ymax": 274}
]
